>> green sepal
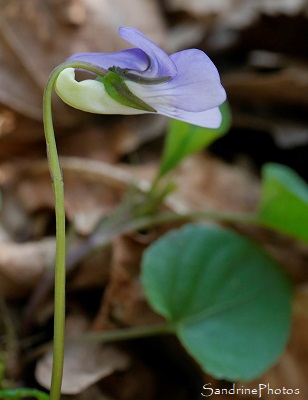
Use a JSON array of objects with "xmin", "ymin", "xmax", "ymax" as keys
[{"xmin": 97, "ymin": 72, "xmax": 157, "ymax": 112}]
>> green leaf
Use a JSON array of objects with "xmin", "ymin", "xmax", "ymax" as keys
[
  {"xmin": 257, "ymin": 163, "xmax": 308, "ymax": 242},
  {"xmin": 157, "ymin": 101, "xmax": 231, "ymax": 178},
  {"xmin": 97, "ymin": 72, "xmax": 156, "ymax": 112},
  {"xmin": 141, "ymin": 224, "xmax": 292, "ymax": 381}
]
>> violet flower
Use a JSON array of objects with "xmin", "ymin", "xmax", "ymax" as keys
[{"xmin": 55, "ymin": 27, "xmax": 226, "ymax": 128}]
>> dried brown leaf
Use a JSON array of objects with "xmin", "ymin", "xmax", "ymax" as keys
[
  {"xmin": 15, "ymin": 159, "xmax": 127, "ymax": 235},
  {"xmin": 224, "ymin": 65, "xmax": 308, "ymax": 109},
  {"xmin": 57, "ymin": 114, "xmax": 167, "ymax": 163},
  {"xmin": 223, "ymin": 60, "xmax": 308, "ymax": 147},
  {"xmin": 167, "ymin": 153, "xmax": 260, "ymax": 213},
  {"xmin": 0, "ymin": 237, "xmax": 55, "ymax": 298},
  {"xmin": 165, "ymin": 0, "xmax": 307, "ymax": 23},
  {"xmin": 36, "ymin": 342, "xmax": 130, "ymax": 394},
  {"xmin": 68, "ymin": 245, "xmax": 112, "ymax": 291},
  {"xmin": 35, "ymin": 312, "xmax": 130, "ymax": 394},
  {"xmin": 92, "ymin": 235, "xmax": 163, "ymax": 331},
  {"xmin": 169, "ymin": 0, "xmax": 236, "ymax": 18}
]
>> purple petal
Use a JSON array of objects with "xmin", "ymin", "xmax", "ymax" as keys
[
  {"xmin": 127, "ymin": 49, "xmax": 226, "ymax": 113},
  {"xmin": 67, "ymin": 27, "xmax": 177, "ymax": 79},
  {"xmin": 119, "ymin": 27, "xmax": 177, "ymax": 78},
  {"xmin": 67, "ymin": 48, "xmax": 149, "ymax": 72},
  {"xmin": 169, "ymin": 49, "xmax": 225, "ymax": 111}
]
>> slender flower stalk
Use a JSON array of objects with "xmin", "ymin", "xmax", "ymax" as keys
[
  {"xmin": 43, "ymin": 61, "xmax": 109, "ymax": 400},
  {"xmin": 43, "ymin": 72, "xmax": 65, "ymax": 400},
  {"xmin": 43, "ymin": 26, "xmax": 226, "ymax": 400}
]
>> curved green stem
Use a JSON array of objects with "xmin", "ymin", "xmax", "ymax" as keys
[
  {"xmin": 70, "ymin": 323, "xmax": 174, "ymax": 345},
  {"xmin": 43, "ymin": 61, "xmax": 108, "ymax": 400},
  {"xmin": 126, "ymin": 209, "xmax": 258, "ymax": 233},
  {"xmin": 0, "ymin": 389, "xmax": 49, "ymax": 400}
]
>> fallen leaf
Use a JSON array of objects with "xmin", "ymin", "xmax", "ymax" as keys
[
  {"xmin": 35, "ymin": 313, "xmax": 130, "ymax": 394},
  {"xmin": 165, "ymin": 0, "xmax": 307, "ymax": 24},
  {"xmin": 68, "ymin": 244, "xmax": 112, "ymax": 291},
  {"xmin": 167, "ymin": 153, "xmax": 260, "ymax": 213},
  {"xmin": 15, "ymin": 159, "xmax": 126, "ymax": 235},
  {"xmin": 92, "ymin": 235, "xmax": 163, "ymax": 331},
  {"xmin": 57, "ymin": 114, "xmax": 167, "ymax": 164},
  {"xmin": 224, "ymin": 65, "xmax": 308, "ymax": 110},
  {"xmin": 36, "ymin": 343, "xmax": 130, "ymax": 394},
  {"xmin": 165, "ymin": 0, "xmax": 235, "ymax": 18},
  {"xmin": 0, "ymin": 237, "xmax": 55, "ymax": 299}
]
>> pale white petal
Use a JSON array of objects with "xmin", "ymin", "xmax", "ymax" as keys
[
  {"xmin": 126, "ymin": 79, "xmax": 223, "ymax": 128},
  {"xmin": 155, "ymin": 105, "xmax": 222, "ymax": 128},
  {"xmin": 55, "ymin": 68, "xmax": 148, "ymax": 115}
]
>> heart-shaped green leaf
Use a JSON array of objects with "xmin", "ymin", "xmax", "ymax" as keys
[
  {"xmin": 157, "ymin": 102, "xmax": 231, "ymax": 178},
  {"xmin": 141, "ymin": 224, "xmax": 292, "ymax": 381},
  {"xmin": 258, "ymin": 163, "xmax": 308, "ymax": 242}
]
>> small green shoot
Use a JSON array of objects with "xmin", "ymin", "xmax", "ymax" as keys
[{"xmin": 157, "ymin": 102, "xmax": 231, "ymax": 179}]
